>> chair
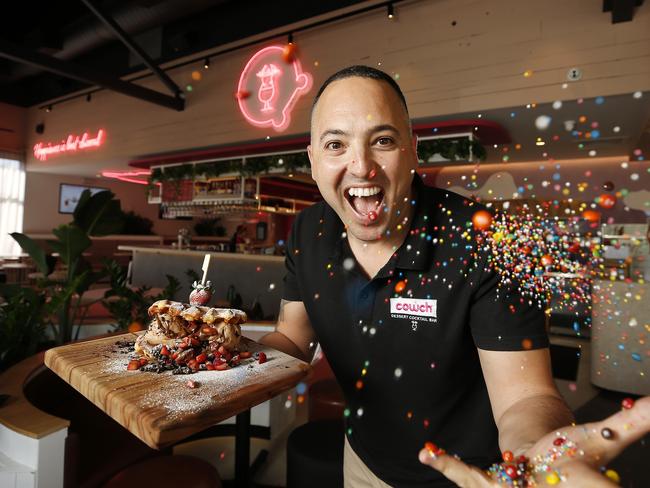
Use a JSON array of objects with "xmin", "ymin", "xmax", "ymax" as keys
[
  {"xmin": 102, "ymin": 455, "xmax": 222, "ymax": 488},
  {"xmin": 286, "ymin": 419, "xmax": 345, "ymax": 488},
  {"xmin": 286, "ymin": 352, "xmax": 346, "ymax": 488}
]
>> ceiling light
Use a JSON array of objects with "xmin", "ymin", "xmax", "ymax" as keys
[
  {"xmin": 45, "ymin": 105, "xmax": 52, "ymax": 112},
  {"xmin": 204, "ymin": 58, "xmax": 210, "ymax": 69},
  {"xmin": 387, "ymin": 3, "xmax": 395, "ymax": 19}
]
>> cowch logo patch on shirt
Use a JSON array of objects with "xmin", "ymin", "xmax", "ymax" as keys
[{"xmin": 390, "ymin": 298, "xmax": 437, "ymax": 329}]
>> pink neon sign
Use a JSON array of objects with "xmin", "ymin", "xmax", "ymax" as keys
[
  {"xmin": 101, "ymin": 170, "xmax": 155, "ymax": 185},
  {"xmin": 237, "ymin": 45, "xmax": 312, "ymax": 132},
  {"xmin": 33, "ymin": 129, "xmax": 106, "ymax": 161}
]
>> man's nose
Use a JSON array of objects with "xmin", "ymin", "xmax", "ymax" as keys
[{"xmin": 347, "ymin": 145, "xmax": 377, "ymax": 179}]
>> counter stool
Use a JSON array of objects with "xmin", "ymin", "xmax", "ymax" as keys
[
  {"xmin": 308, "ymin": 377, "xmax": 345, "ymax": 422},
  {"xmin": 287, "ymin": 418, "xmax": 345, "ymax": 488},
  {"xmin": 102, "ymin": 455, "xmax": 222, "ymax": 488}
]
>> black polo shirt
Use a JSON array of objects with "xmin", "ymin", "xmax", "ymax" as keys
[{"xmin": 283, "ymin": 175, "xmax": 548, "ymax": 487}]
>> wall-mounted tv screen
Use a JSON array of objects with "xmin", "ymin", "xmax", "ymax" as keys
[{"xmin": 59, "ymin": 183, "xmax": 108, "ymax": 214}]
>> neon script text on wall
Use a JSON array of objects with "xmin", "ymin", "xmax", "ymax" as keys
[
  {"xmin": 237, "ymin": 45, "xmax": 312, "ymax": 132},
  {"xmin": 33, "ymin": 129, "xmax": 106, "ymax": 161}
]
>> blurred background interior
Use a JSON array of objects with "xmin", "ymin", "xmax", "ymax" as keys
[{"xmin": 0, "ymin": 0, "xmax": 648, "ymax": 487}]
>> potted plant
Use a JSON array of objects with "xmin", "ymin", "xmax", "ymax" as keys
[
  {"xmin": 0, "ymin": 284, "xmax": 47, "ymax": 372},
  {"xmin": 10, "ymin": 189, "xmax": 124, "ymax": 345}
]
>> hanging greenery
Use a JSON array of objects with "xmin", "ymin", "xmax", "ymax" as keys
[
  {"xmin": 417, "ymin": 137, "xmax": 486, "ymax": 163},
  {"xmin": 145, "ymin": 139, "xmax": 484, "ymax": 190},
  {"xmin": 146, "ymin": 152, "xmax": 311, "ymax": 187}
]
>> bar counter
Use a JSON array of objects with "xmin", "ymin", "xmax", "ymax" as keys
[{"xmin": 118, "ymin": 246, "xmax": 285, "ymax": 321}]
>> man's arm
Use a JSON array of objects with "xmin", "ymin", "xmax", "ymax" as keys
[
  {"xmin": 478, "ymin": 348, "xmax": 574, "ymax": 455},
  {"xmin": 259, "ymin": 299, "xmax": 316, "ymax": 362}
]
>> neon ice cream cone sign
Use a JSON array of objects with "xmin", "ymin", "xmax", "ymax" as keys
[{"xmin": 237, "ymin": 45, "xmax": 312, "ymax": 132}]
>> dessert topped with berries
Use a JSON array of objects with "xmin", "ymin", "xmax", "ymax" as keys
[{"xmin": 130, "ymin": 299, "xmax": 261, "ymax": 374}]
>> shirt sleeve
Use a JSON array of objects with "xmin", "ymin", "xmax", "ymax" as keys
[
  {"xmin": 282, "ymin": 215, "xmax": 302, "ymax": 302},
  {"xmin": 469, "ymin": 253, "xmax": 549, "ymax": 351}
]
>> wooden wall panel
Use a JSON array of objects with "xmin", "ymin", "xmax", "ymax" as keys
[{"xmin": 22, "ymin": 0, "xmax": 650, "ymax": 178}]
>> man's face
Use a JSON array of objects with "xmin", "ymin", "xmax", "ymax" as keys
[{"xmin": 308, "ymin": 77, "xmax": 418, "ymax": 242}]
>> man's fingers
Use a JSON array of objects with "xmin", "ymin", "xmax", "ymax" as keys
[
  {"xmin": 578, "ymin": 396, "xmax": 650, "ymax": 465},
  {"xmin": 418, "ymin": 448, "xmax": 491, "ymax": 488},
  {"xmin": 541, "ymin": 460, "xmax": 619, "ymax": 488}
]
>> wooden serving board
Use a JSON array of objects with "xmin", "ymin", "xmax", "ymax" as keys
[{"xmin": 44, "ymin": 332, "xmax": 310, "ymax": 449}]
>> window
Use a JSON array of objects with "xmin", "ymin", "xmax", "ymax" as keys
[{"xmin": 0, "ymin": 158, "xmax": 25, "ymax": 257}]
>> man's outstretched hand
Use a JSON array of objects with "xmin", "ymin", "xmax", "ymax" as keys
[{"xmin": 418, "ymin": 396, "xmax": 650, "ymax": 487}]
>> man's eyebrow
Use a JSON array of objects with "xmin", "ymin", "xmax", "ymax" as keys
[
  {"xmin": 370, "ymin": 124, "xmax": 400, "ymax": 135},
  {"xmin": 318, "ymin": 124, "xmax": 400, "ymax": 143},
  {"xmin": 319, "ymin": 129, "xmax": 348, "ymax": 142}
]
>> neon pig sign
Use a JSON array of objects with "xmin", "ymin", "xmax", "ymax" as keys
[
  {"xmin": 237, "ymin": 45, "xmax": 312, "ymax": 132},
  {"xmin": 33, "ymin": 129, "xmax": 106, "ymax": 161}
]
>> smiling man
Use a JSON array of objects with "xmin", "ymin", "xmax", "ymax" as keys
[{"xmin": 260, "ymin": 66, "xmax": 650, "ymax": 487}]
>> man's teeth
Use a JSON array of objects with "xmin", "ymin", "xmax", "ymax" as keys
[{"xmin": 348, "ymin": 186, "xmax": 382, "ymax": 197}]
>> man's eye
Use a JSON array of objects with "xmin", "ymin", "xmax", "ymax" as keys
[
  {"xmin": 325, "ymin": 141, "xmax": 343, "ymax": 150},
  {"xmin": 377, "ymin": 137, "xmax": 394, "ymax": 146}
]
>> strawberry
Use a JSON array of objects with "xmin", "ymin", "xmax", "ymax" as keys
[
  {"xmin": 189, "ymin": 280, "xmax": 213, "ymax": 306},
  {"xmin": 195, "ymin": 353, "xmax": 207, "ymax": 364},
  {"xmin": 160, "ymin": 345, "xmax": 170, "ymax": 356},
  {"xmin": 138, "ymin": 358, "xmax": 148, "ymax": 367},
  {"xmin": 258, "ymin": 352, "xmax": 267, "ymax": 364},
  {"xmin": 201, "ymin": 325, "xmax": 217, "ymax": 336},
  {"xmin": 206, "ymin": 363, "xmax": 215, "ymax": 371},
  {"xmin": 215, "ymin": 363, "xmax": 229, "ymax": 371},
  {"xmin": 127, "ymin": 360, "xmax": 140, "ymax": 370},
  {"xmin": 239, "ymin": 351, "xmax": 252, "ymax": 359}
]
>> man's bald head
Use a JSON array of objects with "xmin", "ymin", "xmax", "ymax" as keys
[{"xmin": 310, "ymin": 65, "xmax": 412, "ymax": 134}]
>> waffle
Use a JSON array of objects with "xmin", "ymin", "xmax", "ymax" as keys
[{"xmin": 135, "ymin": 300, "xmax": 246, "ymax": 359}]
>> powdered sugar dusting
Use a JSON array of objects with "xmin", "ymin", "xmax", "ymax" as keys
[{"xmin": 94, "ymin": 338, "xmax": 281, "ymax": 420}]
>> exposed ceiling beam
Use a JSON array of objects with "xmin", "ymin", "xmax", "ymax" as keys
[
  {"xmin": 602, "ymin": 0, "xmax": 645, "ymax": 23},
  {"xmin": 80, "ymin": 0, "xmax": 182, "ymax": 98},
  {"xmin": 0, "ymin": 38, "xmax": 184, "ymax": 111}
]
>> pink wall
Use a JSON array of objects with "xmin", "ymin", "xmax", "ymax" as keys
[
  {"xmin": 23, "ymin": 172, "xmax": 188, "ymax": 236},
  {"xmin": 423, "ymin": 156, "xmax": 650, "ymax": 224},
  {"xmin": 23, "ymin": 172, "xmax": 289, "ymax": 242}
]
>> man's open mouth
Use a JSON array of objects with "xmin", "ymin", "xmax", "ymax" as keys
[{"xmin": 344, "ymin": 185, "xmax": 385, "ymax": 220}]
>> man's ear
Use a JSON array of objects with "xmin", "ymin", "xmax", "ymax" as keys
[{"xmin": 307, "ymin": 144, "xmax": 317, "ymax": 181}]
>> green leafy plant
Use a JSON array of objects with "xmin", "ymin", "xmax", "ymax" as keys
[
  {"xmin": 185, "ymin": 268, "xmax": 201, "ymax": 288},
  {"xmin": 101, "ymin": 260, "xmax": 180, "ymax": 331},
  {"xmin": 146, "ymin": 152, "xmax": 312, "ymax": 189},
  {"xmin": 120, "ymin": 210, "xmax": 154, "ymax": 235},
  {"xmin": 11, "ymin": 189, "xmax": 124, "ymax": 345},
  {"xmin": 0, "ymin": 285, "xmax": 47, "ymax": 372},
  {"xmin": 418, "ymin": 137, "xmax": 486, "ymax": 163},
  {"xmin": 193, "ymin": 218, "xmax": 226, "ymax": 236}
]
